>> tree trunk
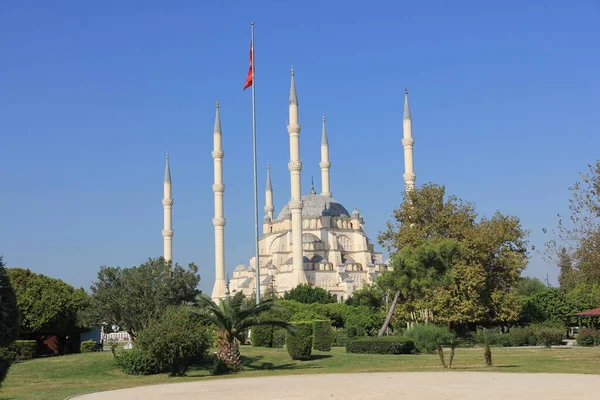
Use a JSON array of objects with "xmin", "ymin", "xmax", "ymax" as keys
[
  {"xmin": 216, "ymin": 331, "xmax": 242, "ymax": 372},
  {"xmin": 484, "ymin": 344, "xmax": 492, "ymax": 367},
  {"xmin": 437, "ymin": 345, "xmax": 447, "ymax": 369},
  {"xmin": 448, "ymin": 345, "xmax": 455, "ymax": 369},
  {"xmin": 378, "ymin": 290, "xmax": 400, "ymax": 337}
]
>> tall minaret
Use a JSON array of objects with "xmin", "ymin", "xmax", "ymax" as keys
[
  {"xmin": 162, "ymin": 153, "xmax": 174, "ymax": 262},
  {"xmin": 319, "ymin": 114, "xmax": 332, "ymax": 198},
  {"xmin": 287, "ymin": 68, "xmax": 307, "ymax": 286},
  {"xmin": 264, "ymin": 164, "xmax": 274, "ymax": 222},
  {"xmin": 211, "ymin": 101, "xmax": 227, "ymax": 300},
  {"xmin": 402, "ymin": 87, "xmax": 416, "ymax": 191}
]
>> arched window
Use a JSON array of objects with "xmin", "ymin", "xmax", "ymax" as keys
[{"xmin": 337, "ymin": 235, "xmax": 353, "ymax": 251}]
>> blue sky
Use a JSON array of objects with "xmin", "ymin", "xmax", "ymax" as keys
[{"xmin": 1, "ymin": 1, "xmax": 599, "ymax": 293}]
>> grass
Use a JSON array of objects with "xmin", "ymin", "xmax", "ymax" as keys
[{"xmin": 1, "ymin": 346, "xmax": 599, "ymax": 400}]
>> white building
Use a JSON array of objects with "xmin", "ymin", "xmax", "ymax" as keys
[
  {"xmin": 226, "ymin": 75, "xmax": 416, "ymax": 301},
  {"xmin": 161, "ymin": 72, "xmax": 416, "ymax": 302}
]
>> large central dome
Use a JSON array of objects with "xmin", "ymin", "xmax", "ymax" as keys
[{"xmin": 276, "ymin": 193, "xmax": 351, "ymax": 220}]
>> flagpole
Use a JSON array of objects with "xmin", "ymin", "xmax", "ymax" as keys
[{"xmin": 250, "ymin": 22, "xmax": 261, "ymax": 304}]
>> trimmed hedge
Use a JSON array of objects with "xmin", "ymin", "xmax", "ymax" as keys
[
  {"xmin": 333, "ymin": 329, "xmax": 349, "ymax": 347},
  {"xmin": 272, "ymin": 329, "xmax": 286, "ymax": 348},
  {"xmin": 80, "ymin": 340, "xmax": 98, "ymax": 353},
  {"xmin": 0, "ymin": 340, "xmax": 37, "ymax": 362},
  {"xmin": 251, "ymin": 325, "xmax": 274, "ymax": 348},
  {"xmin": 286, "ymin": 322, "xmax": 313, "ymax": 360},
  {"xmin": 346, "ymin": 336, "xmax": 415, "ymax": 355},
  {"xmin": 578, "ymin": 329, "xmax": 600, "ymax": 347},
  {"xmin": 313, "ymin": 320, "xmax": 333, "ymax": 351}
]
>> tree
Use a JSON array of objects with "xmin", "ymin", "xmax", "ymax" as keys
[
  {"xmin": 283, "ymin": 284, "xmax": 336, "ymax": 304},
  {"xmin": 520, "ymin": 288, "xmax": 576, "ymax": 327},
  {"xmin": 0, "ymin": 256, "xmax": 20, "ymax": 386},
  {"xmin": 345, "ymin": 284, "xmax": 384, "ymax": 311},
  {"xmin": 7, "ymin": 268, "xmax": 87, "ymax": 343},
  {"xmin": 191, "ymin": 292, "xmax": 290, "ymax": 372},
  {"xmin": 378, "ymin": 183, "xmax": 529, "ymax": 330},
  {"xmin": 546, "ymin": 160, "xmax": 600, "ymax": 288},
  {"xmin": 0, "ymin": 257, "xmax": 20, "ymax": 347},
  {"xmin": 515, "ymin": 277, "xmax": 548, "ymax": 298},
  {"xmin": 80, "ymin": 257, "xmax": 200, "ymax": 339},
  {"xmin": 376, "ymin": 239, "xmax": 460, "ymax": 335}
]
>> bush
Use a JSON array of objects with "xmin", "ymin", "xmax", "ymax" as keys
[
  {"xmin": 114, "ymin": 348, "xmax": 162, "ymax": 375},
  {"xmin": 578, "ymin": 329, "xmax": 600, "ymax": 347},
  {"xmin": 404, "ymin": 324, "xmax": 455, "ymax": 354},
  {"xmin": 0, "ymin": 259, "xmax": 20, "ymax": 387},
  {"xmin": 313, "ymin": 320, "xmax": 333, "ymax": 351},
  {"xmin": 333, "ymin": 329, "xmax": 349, "ymax": 347},
  {"xmin": 80, "ymin": 340, "xmax": 98, "ymax": 353},
  {"xmin": 499, "ymin": 327, "xmax": 537, "ymax": 347},
  {"xmin": 0, "ymin": 340, "xmax": 37, "ymax": 362},
  {"xmin": 290, "ymin": 309, "xmax": 328, "ymax": 322},
  {"xmin": 286, "ymin": 322, "xmax": 313, "ymax": 360},
  {"xmin": 346, "ymin": 336, "xmax": 415, "ymax": 354},
  {"xmin": 535, "ymin": 326, "xmax": 564, "ymax": 348},
  {"xmin": 135, "ymin": 306, "xmax": 211, "ymax": 376},
  {"xmin": 251, "ymin": 325, "xmax": 274, "ymax": 347},
  {"xmin": 209, "ymin": 356, "xmax": 231, "ymax": 376},
  {"xmin": 272, "ymin": 329, "xmax": 286, "ymax": 348}
]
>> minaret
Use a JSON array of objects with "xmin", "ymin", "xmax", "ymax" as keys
[
  {"xmin": 287, "ymin": 68, "xmax": 307, "ymax": 286},
  {"xmin": 319, "ymin": 114, "xmax": 332, "ymax": 197},
  {"xmin": 162, "ymin": 154, "xmax": 174, "ymax": 262},
  {"xmin": 265, "ymin": 163, "xmax": 274, "ymax": 221},
  {"xmin": 402, "ymin": 87, "xmax": 416, "ymax": 191},
  {"xmin": 211, "ymin": 101, "xmax": 227, "ymax": 300}
]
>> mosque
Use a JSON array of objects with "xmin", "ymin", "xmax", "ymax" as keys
[{"xmin": 160, "ymin": 70, "xmax": 416, "ymax": 301}]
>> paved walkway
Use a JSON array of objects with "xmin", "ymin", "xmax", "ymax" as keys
[{"xmin": 74, "ymin": 372, "xmax": 600, "ymax": 399}]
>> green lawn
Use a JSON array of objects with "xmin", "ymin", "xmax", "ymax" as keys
[{"xmin": 1, "ymin": 346, "xmax": 599, "ymax": 400}]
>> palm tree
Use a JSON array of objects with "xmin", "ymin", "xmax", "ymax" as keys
[{"xmin": 191, "ymin": 292, "xmax": 290, "ymax": 372}]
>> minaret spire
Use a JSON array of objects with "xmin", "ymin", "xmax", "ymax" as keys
[
  {"xmin": 211, "ymin": 100, "xmax": 227, "ymax": 300},
  {"xmin": 264, "ymin": 163, "xmax": 274, "ymax": 222},
  {"xmin": 319, "ymin": 114, "xmax": 332, "ymax": 198},
  {"xmin": 287, "ymin": 68, "xmax": 307, "ymax": 286},
  {"xmin": 402, "ymin": 87, "xmax": 416, "ymax": 191},
  {"xmin": 162, "ymin": 153, "xmax": 174, "ymax": 263}
]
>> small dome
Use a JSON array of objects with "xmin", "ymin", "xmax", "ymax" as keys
[
  {"xmin": 234, "ymin": 264, "xmax": 247, "ymax": 272},
  {"xmin": 351, "ymin": 206, "xmax": 361, "ymax": 218}
]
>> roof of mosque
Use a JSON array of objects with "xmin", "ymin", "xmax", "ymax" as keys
[{"xmin": 276, "ymin": 193, "xmax": 351, "ymax": 220}]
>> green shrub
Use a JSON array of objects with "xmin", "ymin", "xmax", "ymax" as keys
[
  {"xmin": 404, "ymin": 324, "xmax": 455, "ymax": 354},
  {"xmin": 313, "ymin": 320, "xmax": 333, "ymax": 351},
  {"xmin": 0, "ymin": 340, "xmax": 37, "ymax": 362},
  {"xmin": 135, "ymin": 306, "xmax": 211, "ymax": 376},
  {"xmin": 272, "ymin": 329, "xmax": 286, "ymax": 348},
  {"xmin": 209, "ymin": 356, "xmax": 231, "ymax": 376},
  {"xmin": 578, "ymin": 329, "xmax": 600, "ymax": 347},
  {"xmin": 251, "ymin": 325, "xmax": 274, "ymax": 347},
  {"xmin": 286, "ymin": 322, "xmax": 313, "ymax": 360},
  {"xmin": 347, "ymin": 326, "xmax": 358, "ymax": 339},
  {"xmin": 80, "ymin": 340, "xmax": 98, "ymax": 353},
  {"xmin": 346, "ymin": 336, "xmax": 415, "ymax": 354},
  {"xmin": 333, "ymin": 329, "xmax": 349, "ymax": 347},
  {"xmin": 290, "ymin": 309, "xmax": 328, "ymax": 322},
  {"xmin": 535, "ymin": 326, "xmax": 564, "ymax": 348},
  {"xmin": 0, "ymin": 259, "xmax": 20, "ymax": 387},
  {"xmin": 114, "ymin": 348, "xmax": 162, "ymax": 375},
  {"xmin": 500, "ymin": 327, "xmax": 537, "ymax": 347}
]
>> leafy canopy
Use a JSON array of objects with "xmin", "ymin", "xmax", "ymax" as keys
[
  {"xmin": 80, "ymin": 257, "xmax": 200, "ymax": 339},
  {"xmin": 7, "ymin": 267, "xmax": 87, "ymax": 340},
  {"xmin": 283, "ymin": 284, "xmax": 337, "ymax": 304},
  {"xmin": 378, "ymin": 183, "xmax": 529, "ymax": 326}
]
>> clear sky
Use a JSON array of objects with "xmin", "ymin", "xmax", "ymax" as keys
[{"xmin": 1, "ymin": 1, "xmax": 599, "ymax": 294}]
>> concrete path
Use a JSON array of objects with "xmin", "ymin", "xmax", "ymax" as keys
[{"xmin": 73, "ymin": 372, "xmax": 600, "ymax": 399}]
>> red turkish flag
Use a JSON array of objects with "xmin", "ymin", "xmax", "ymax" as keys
[{"xmin": 243, "ymin": 43, "xmax": 253, "ymax": 90}]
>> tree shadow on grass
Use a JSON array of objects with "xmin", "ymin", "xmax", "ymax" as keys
[
  {"xmin": 449, "ymin": 364, "xmax": 519, "ymax": 370},
  {"xmin": 241, "ymin": 355, "xmax": 331, "ymax": 371}
]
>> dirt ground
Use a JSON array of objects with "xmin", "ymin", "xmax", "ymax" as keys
[{"xmin": 73, "ymin": 372, "xmax": 600, "ymax": 399}]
